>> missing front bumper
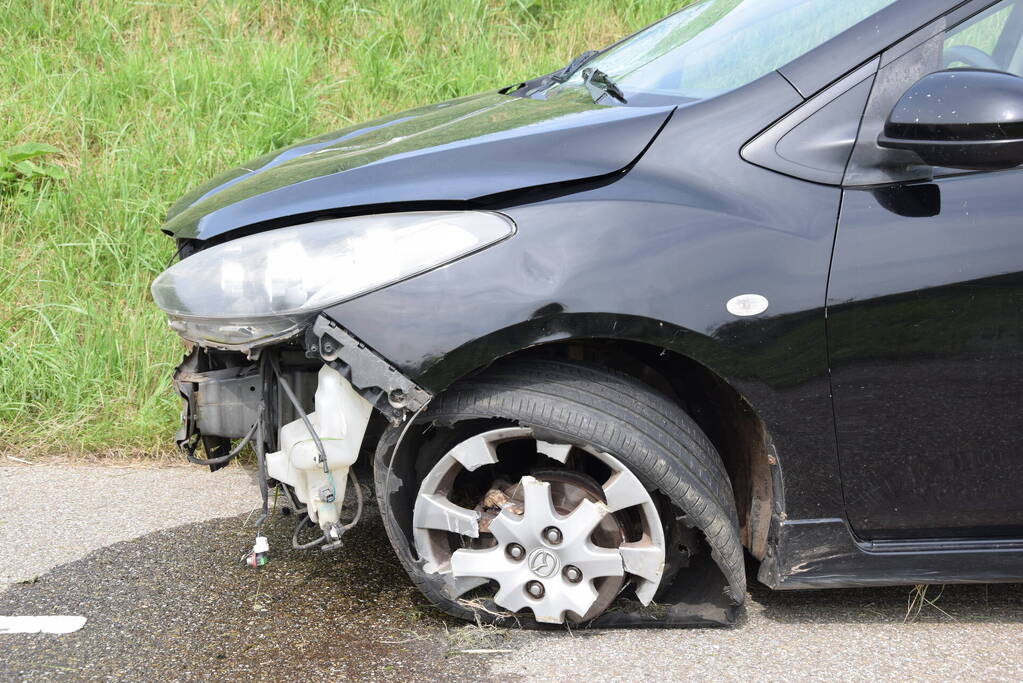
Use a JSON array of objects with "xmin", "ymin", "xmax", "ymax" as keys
[{"xmin": 172, "ymin": 315, "xmax": 434, "ymax": 454}]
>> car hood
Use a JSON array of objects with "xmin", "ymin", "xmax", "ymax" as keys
[{"xmin": 163, "ymin": 90, "xmax": 675, "ymax": 240}]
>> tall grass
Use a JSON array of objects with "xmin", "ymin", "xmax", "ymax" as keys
[{"xmin": 0, "ymin": 0, "xmax": 684, "ymax": 457}]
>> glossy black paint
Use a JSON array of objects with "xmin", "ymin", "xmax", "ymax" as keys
[
  {"xmin": 830, "ymin": 175, "xmax": 1023, "ymax": 541},
  {"xmin": 327, "ymin": 73, "xmax": 851, "ymax": 525},
  {"xmin": 164, "ymin": 0, "xmax": 1023, "ymax": 591},
  {"xmin": 163, "ymin": 92, "xmax": 674, "ymax": 240},
  {"xmin": 879, "ymin": 68, "xmax": 1023, "ymax": 169}
]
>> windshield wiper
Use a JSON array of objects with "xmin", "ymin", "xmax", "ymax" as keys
[
  {"xmin": 551, "ymin": 50, "xmax": 599, "ymax": 83},
  {"xmin": 581, "ymin": 68, "xmax": 628, "ymax": 104}
]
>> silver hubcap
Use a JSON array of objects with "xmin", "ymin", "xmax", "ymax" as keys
[
  {"xmin": 411, "ymin": 427, "xmax": 666, "ymax": 624},
  {"xmin": 451, "ymin": 475, "xmax": 622, "ymax": 622}
]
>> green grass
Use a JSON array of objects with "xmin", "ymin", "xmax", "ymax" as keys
[{"xmin": 0, "ymin": 0, "xmax": 684, "ymax": 457}]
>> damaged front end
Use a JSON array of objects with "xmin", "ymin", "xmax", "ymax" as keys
[
  {"xmin": 150, "ymin": 91, "xmax": 741, "ymax": 627},
  {"xmin": 155, "ymin": 204, "xmax": 744, "ymax": 626},
  {"xmin": 172, "ymin": 315, "xmax": 433, "ymax": 556},
  {"xmin": 170, "ymin": 324, "xmax": 740, "ymax": 628},
  {"xmin": 153, "ymin": 210, "xmax": 509, "ymax": 552}
]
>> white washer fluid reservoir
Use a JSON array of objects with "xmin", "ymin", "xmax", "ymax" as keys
[{"xmin": 266, "ymin": 364, "xmax": 373, "ymax": 529}]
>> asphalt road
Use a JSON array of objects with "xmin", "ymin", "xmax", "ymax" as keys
[{"xmin": 1, "ymin": 464, "xmax": 1021, "ymax": 681}]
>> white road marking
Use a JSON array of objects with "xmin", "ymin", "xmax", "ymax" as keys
[{"xmin": 0, "ymin": 616, "xmax": 87, "ymax": 634}]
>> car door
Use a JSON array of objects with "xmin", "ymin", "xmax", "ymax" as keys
[{"xmin": 828, "ymin": 0, "xmax": 1023, "ymax": 541}]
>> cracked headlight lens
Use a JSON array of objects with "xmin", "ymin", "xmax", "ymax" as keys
[{"xmin": 151, "ymin": 211, "xmax": 515, "ymax": 349}]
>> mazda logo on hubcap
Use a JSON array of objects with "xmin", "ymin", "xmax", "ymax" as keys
[{"xmin": 527, "ymin": 549, "xmax": 559, "ymax": 578}]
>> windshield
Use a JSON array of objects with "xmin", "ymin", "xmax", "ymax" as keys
[{"xmin": 549, "ymin": 0, "xmax": 899, "ymax": 104}]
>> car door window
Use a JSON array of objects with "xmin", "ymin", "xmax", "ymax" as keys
[{"xmin": 944, "ymin": 0, "xmax": 1018, "ymax": 71}]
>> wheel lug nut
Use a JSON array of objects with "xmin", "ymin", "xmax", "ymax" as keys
[
  {"xmin": 543, "ymin": 527, "xmax": 563, "ymax": 545},
  {"xmin": 526, "ymin": 581, "xmax": 545, "ymax": 599},
  {"xmin": 563, "ymin": 565, "xmax": 582, "ymax": 583},
  {"xmin": 507, "ymin": 543, "xmax": 525, "ymax": 561}
]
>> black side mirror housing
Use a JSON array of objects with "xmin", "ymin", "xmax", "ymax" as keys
[{"xmin": 878, "ymin": 68, "xmax": 1023, "ymax": 171}]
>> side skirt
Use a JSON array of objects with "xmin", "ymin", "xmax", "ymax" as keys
[{"xmin": 759, "ymin": 518, "xmax": 1023, "ymax": 589}]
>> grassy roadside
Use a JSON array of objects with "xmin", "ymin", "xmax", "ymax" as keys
[{"xmin": 0, "ymin": 0, "xmax": 685, "ymax": 458}]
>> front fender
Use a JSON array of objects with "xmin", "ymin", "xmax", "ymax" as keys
[
  {"xmin": 322, "ymin": 192, "xmax": 833, "ymax": 402},
  {"xmin": 325, "ymin": 185, "xmax": 841, "ymax": 521}
]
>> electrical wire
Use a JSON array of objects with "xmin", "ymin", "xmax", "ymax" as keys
[
  {"xmin": 184, "ymin": 393, "xmax": 269, "ymax": 540},
  {"xmin": 384, "ymin": 401, "xmax": 430, "ymax": 497},
  {"xmin": 268, "ymin": 353, "xmax": 329, "ymax": 474},
  {"xmin": 185, "ymin": 420, "xmax": 258, "ymax": 467},
  {"xmin": 269, "ymin": 352, "xmax": 368, "ymax": 548},
  {"xmin": 291, "ymin": 513, "xmax": 328, "ymax": 550},
  {"xmin": 341, "ymin": 469, "xmax": 364, "ymax": 532},
  {"xmin": 383, "ymin": 401, "xmax": 431, "ymax": 561},
  {"xmin": 252, "ymin": 405, "xmax": 270, "ymax": 535},
  {"xmin": 289, "ymin": 469, "xmax": 365, "ymax": 550},
  {"xmin": 280, "ymin": 483, "xmax": 307, "ymax": 516},
  {"xmin": 290, "ymin": 470, "xmax": 366, "ymax": 548}
]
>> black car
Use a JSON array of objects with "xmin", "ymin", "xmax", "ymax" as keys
[{"xmin": 152, "ymin": 0, "xmax": 1023, "ymax": 627}]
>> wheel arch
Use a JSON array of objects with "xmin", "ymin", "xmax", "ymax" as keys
[{"xmin": 408, "ymin": 313, "xmax": 782, "ymax": 562}]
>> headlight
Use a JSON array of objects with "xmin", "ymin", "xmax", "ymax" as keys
[{"xmin": 151, "ymin": 211, "xmax": 515, "ymax": 348}]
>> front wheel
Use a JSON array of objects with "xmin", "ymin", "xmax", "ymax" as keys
[{"xmin": 379, "ymin": 359, "xmax": 746, "ymax": 625}]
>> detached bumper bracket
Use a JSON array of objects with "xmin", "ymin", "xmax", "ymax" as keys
[{"xmin": 307, "ymin": 315, "xmax": 432, "ymax": 423}]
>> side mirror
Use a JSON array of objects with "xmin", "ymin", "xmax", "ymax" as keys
[{"xmin": 878, "ymin": 68, "xmax": 1023, "ymax": 171}]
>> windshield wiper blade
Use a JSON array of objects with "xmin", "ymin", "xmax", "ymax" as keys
[
  {"xmin": 551, "ymin": 50, "xmax": 599, "ymax": 83},
  {"xmin": 581, "ymin": 68, "xmax": 628, "ymax": 104}
]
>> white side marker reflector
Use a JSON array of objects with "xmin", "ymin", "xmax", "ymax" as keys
[
  {"xmin": 726, "ymin": 294, "xmax": 769, "ymax": 317},
  {"xmin": 0, "ymin": 616, "xmax": 87, "ymax": 634}
]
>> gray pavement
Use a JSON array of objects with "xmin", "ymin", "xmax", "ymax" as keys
[
  {"xmin": 0, "ymin": 464, "xmax": 258, "ymax": 590},
  {"xmin": 1, "ymin": 464, "xmax": 1021, "ymax": 681}
]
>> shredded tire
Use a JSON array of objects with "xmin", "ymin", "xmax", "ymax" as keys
[{"xmin": 377, "ymin": 358, "xmax": 747, "ymax": 624}]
